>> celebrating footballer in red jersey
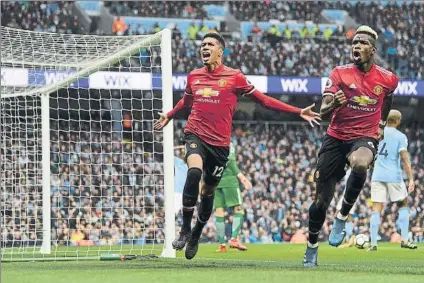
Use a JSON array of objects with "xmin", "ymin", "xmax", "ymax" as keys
[
  {"xmin": 303, "ymin": 26, "xmax": 399, "ymax": 268},
  {"xmin": 323, "ymin": 62, "xmax": 398, "ymax": 141},
  {"xmin": 154, "ymin": 32, "xmax": 320, "ymax": 260}
]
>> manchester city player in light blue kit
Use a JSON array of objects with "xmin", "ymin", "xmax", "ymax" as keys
[{"xmin": 369, "ymin": 110, "xmax": 417, "ymax": 251}]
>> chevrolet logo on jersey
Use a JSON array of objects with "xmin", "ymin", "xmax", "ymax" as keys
[
  {"xmin": 196, "ymin": 88, "xmax": 220, "ymax": 97},
  {"xmin": 350, "ymin": 95, "xmax": 377, "ymax": 106}
]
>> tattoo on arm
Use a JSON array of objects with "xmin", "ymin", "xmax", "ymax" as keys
[{"xmin": 320, "ymin": 95, "xmax": 335, "ymax": 120}]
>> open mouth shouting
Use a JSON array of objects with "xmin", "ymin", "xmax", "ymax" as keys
[
  {"xmin": 202, "ymin": 51, "xmax": 211, "ymax": 63},
  {"xmin": 352, "ymin": 50, "xmax": 361, "ymax": 62}
]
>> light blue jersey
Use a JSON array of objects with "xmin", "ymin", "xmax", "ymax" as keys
[
  {"xmin": 372, "ymin": 127, "xmax": 408, "ymax": 183},
  {"xmin": 174, "ymin": 157, "xmax": 188, "ymax": 193}
]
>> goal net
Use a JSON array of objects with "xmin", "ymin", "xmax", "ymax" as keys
[{"xmin": 0, "ymin": 26, "xmax": 175, "ymax": 261}]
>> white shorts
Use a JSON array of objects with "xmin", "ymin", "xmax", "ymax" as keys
[
  {"xmin": 336, "ymin": 194, "xmax": 357, "ymax": 215},
  {"xmin": 371, "ymin": 182, "xmax": 407, "ymax": 203}
]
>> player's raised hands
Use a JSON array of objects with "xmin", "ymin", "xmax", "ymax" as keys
[
  {"xmin": 334, "ymin": 90, "xmax": 347, "ymax": 107},
  {"xmin": 300, "ymin": 103, "xmax": 321, "ymax": 127},
  {"xmin": 153, "ymin": 112, "xmax": 171, "ymax": 130}
]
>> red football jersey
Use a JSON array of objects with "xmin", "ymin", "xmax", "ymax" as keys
[
  {"xmin": 324, "ymin": 63, "xmax": 399, "ymax": 140},
  {"xmin": 183, "ymin": 64, "xmax": 254, "ymax": 146}
]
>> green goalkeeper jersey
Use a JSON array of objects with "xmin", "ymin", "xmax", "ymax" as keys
[{"xmin": 218, "ymin": 143, "xmax": 240, "ymax": 189}]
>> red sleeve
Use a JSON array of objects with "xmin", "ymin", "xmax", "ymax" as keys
[
  {"xmin": 323, "ymin": 68, "xmax": 342, "ymax": 95},
  {"xmin": 234, "ymin": 72, "xmax": 255, "ymax": 96},
  {"xmin": 185, "ymin": 73, "xmax": 193, "ymax": 95},
  {"xmin": 166, "ymin": 94, "xmax": 193, "ymax": 119},
  {"xmin": 388, "ymin": 75, "xmax": 399, "ymax": 95},
  {"xmin": 167, "ymin": 73, "xmax": 194, "ymax": 118},
  {"xmin": 246, "ymin": 89, "xmax": 301, "ymax": 114}
]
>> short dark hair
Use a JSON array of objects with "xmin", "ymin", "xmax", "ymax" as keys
[{"xmin": 203, "ymin": 32, "xmax": 225, "ymax": 49}]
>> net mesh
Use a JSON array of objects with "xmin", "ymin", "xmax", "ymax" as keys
[
  {"xmin": 1, "ymin": 26, "xmax": 172, "ymax": 261},
  {"xmin": 1, "ymin": 96, "xmax": 44, "ymax": 257}
]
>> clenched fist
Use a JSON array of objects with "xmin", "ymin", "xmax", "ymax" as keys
[{"xmin": 334, "ymin": 90, "xmax": 347, "ymax": 107}]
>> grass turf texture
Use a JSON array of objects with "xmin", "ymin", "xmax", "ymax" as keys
[{"xmin": 3, "ymin": 243, "xmax": 423, "ymax": 283}]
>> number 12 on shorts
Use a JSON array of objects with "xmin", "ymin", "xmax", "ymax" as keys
[{"xmin": 212, "ymin": 166, "xmax": 224, "ymax": 177}]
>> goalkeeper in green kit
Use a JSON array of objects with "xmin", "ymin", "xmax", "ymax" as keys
[{"xmin": 214, "ymin": 142, "xmax": 252, "ymax": 252}]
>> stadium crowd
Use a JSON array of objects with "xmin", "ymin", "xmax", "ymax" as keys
[
  {"xmin": 105, "ymin": 0, "xmax": 424, "ymax": 79},
  {"xmin": 1, "ymin": 1, "xmax": 83, "ymax": 34},
  {"xmin": 2, "ymin": 1, "xmax": 423, "ymax": 79},
  {"xmin": 172, "ymin": 36, "xmax": 350, "ymax": 77},
  {"xmin": 48, "ymin": 120, "xmax": 166, "ymax": 246},
  {"xmin": 105, "ymin": 1, "xmax": 210, "ymax": 20},
  {"xmin": 228, "ymin": 1, "xmax": 326, "ymax": 22},
  {"xmin": 1, "ymin": 116, "xmax": 167, "ymax": 247}
]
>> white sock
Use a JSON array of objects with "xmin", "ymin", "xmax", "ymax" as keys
[
  {"xmin": 337, "ymin": 212, "xmax": 348, "ymax": 221},
  {"xmin": 308, "ymin": 242, "xmax": 319, "ymax": 248}
]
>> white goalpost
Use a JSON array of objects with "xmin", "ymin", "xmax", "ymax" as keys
[{"xmin": 0, "ymin": 26, "xmax": 175, "ymax": 261}]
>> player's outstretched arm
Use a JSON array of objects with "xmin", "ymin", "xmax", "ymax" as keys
[
  {"xmin": 155, "ymin": 72, "xmax": 195, "ymax": 130},
  {"xmin": 246, "ymin": 89, "xmax": 321, "ymax": 127},
  {"xmin": 153, "ymin": 94, "xmax": 193, "ymax": 130},
  {"xmin": 400, "ymin": 150, "xmax": 414, "ymax": 193}
]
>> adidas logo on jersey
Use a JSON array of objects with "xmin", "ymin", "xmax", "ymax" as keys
[{"xmin": 349, "ymin": 83, "xmax": 357, "ymax": 89}]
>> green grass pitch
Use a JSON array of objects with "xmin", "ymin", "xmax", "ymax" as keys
[{"xmin": 3, "ymin": 243, "xmax": 423, "ymax": 283}]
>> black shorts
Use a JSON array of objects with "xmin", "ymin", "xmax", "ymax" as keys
[
  {"xmin": 314, "ymin": 134, "xmax": 378, "ymax": 183},
  {"xmin": 184, "ymin": 132, "xmax": 230, "ymax": 186}
]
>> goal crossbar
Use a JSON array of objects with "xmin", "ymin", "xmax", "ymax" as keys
[{"xmin": 1, "ymin": 27, "xmax": 165, "ymax": 98}]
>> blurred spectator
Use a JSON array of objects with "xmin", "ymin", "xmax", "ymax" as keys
[
  {"xmin": 251, "ymin": 23, "xmax": 262, "ymax": 36},
  {"xmin": 345, "ymin": 28, "xmax": 356, "ymax": 40},
  {"xmin": 152, "ymin": 22, "xmax": 161, "ymax": 33},
  {"xmin": 187, "ymin": 21, "xmax": 199, "ymax": 40},
  {"xmin": 71, "ymin": 229, "xmax": 85, "ymax": 246},
  {"xmin": 283, "ymin": 25, "xmax": 292, "ymax": 41},
  {"xmin": 323, "ymin": 26, "xmax": 333, "ymax": 41},
  {"xmin": 265, "ymin": 24, "xmax": 282, "ymax": 47},
  {"xmin": 136, "ymin": 23, "xmax": 146, "ymax": 35},
  {"xmin": 197, "ymin": 22, "xmax": 209, "ymax": 39},
  {"xmin": 291, "ymin": 229, "xmax": 308, "ymax": 244},
  {"xmin": 112, "ymin": 17, "xmax": 127, "ymax": 36}
]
